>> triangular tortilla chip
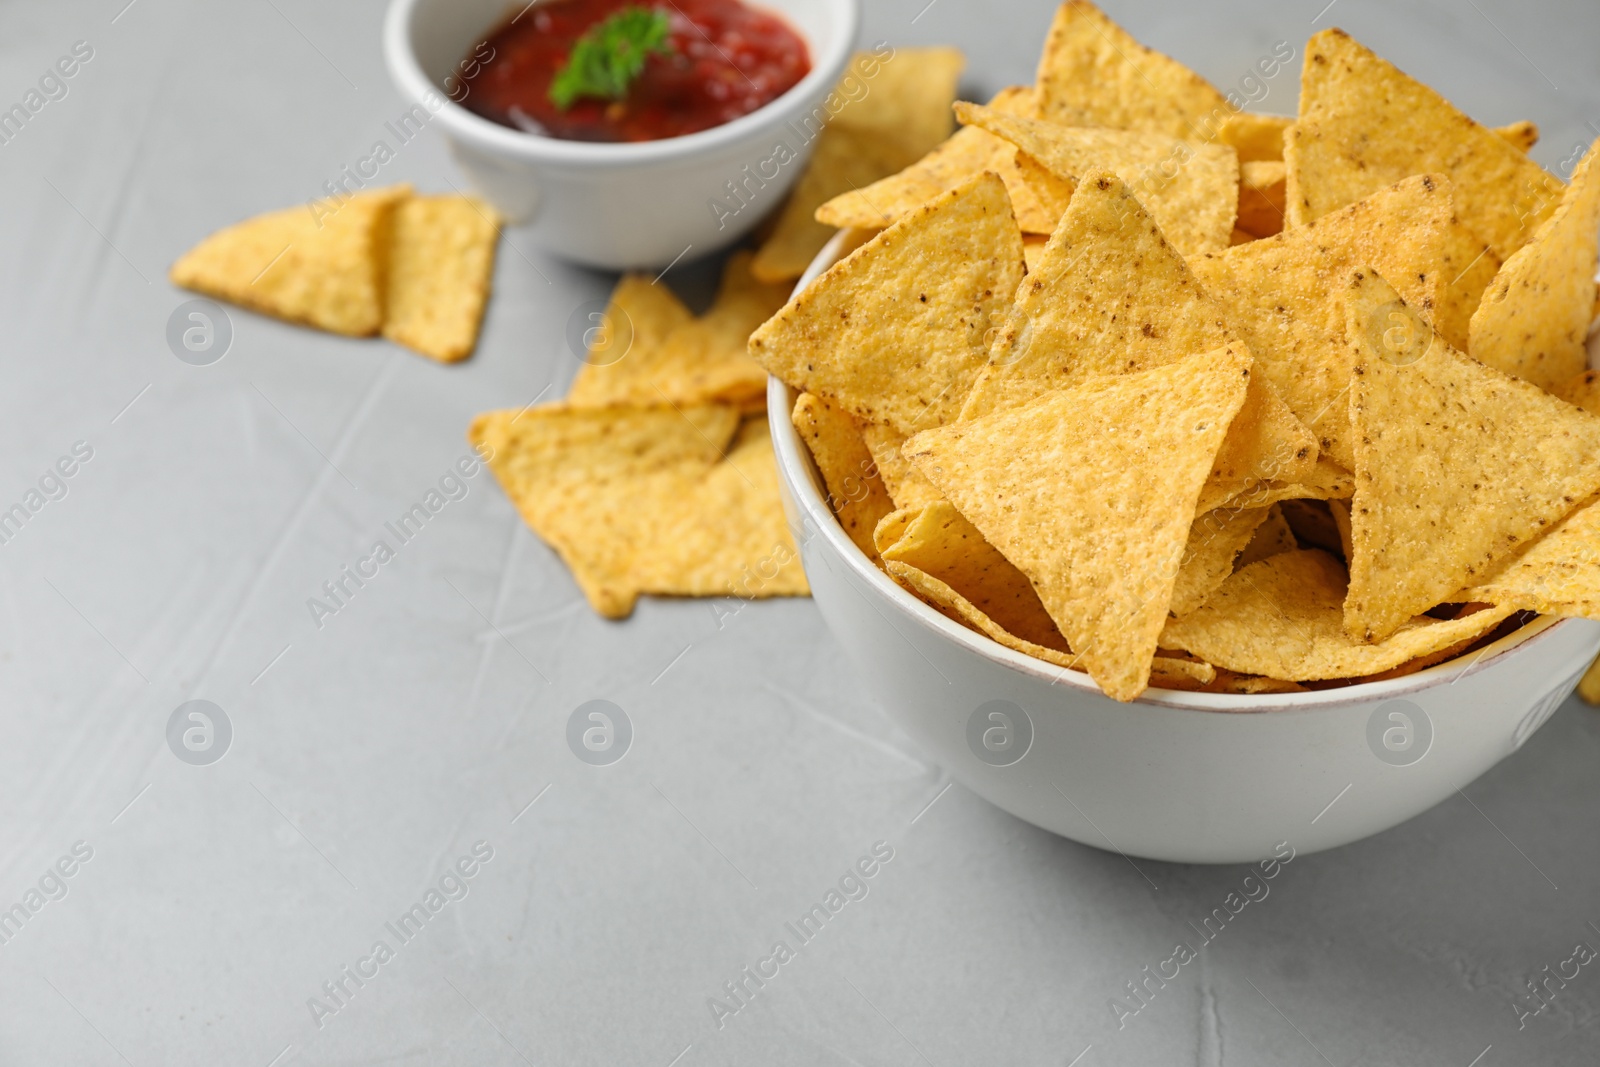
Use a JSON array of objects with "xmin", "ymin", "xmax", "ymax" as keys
[
  {"xmin": 861, "ymin": 423, "xmax": 944, "ymax": 510},
  {"xmin": 814, "ymin": 87, "xmax": 1037, "ymax": 231},
  {"xmin": 1460, "ymin": 494, "xmax": 1600, "ymax": 619},
  {"xmin": 1160, "ymin": 550, "xmax": 1515, "ymax": 680},
  {"xmin": 171, "ymin": 184, "xmax": 410, "ymax": 336},
  {"xmin": 1189, "ymin": 174, "xmax": 1455, "ymax": 468},
  {"xmin": 959, "ymin": 170, "xmax": 1232, "ymax": 419},
  {"xmin": 903, "ymin": 345, "xmax": 1252, "ymax": 701},
  {"xmin": 1034, "ymin": 1, "xmax": 1229, "ymax": 140},
  {"xmin": 790, "ymin": 392, "xmax": 895, "ymax": 558},
  {"xmin": 1468, "ymin": 138, "xmax": 1600, "ymax": 390},
  {"xmin": 381, "ymin": 195, "xmax": 499, "ymax": 362},
  {"xmin": 1219, "ymin": 113, "xmax": 1291, "ymax": 162},
  {"xmin": 1170, "ymin": 505, "xmax": 1273, "ymax": 617},
  {"xmin": 955, "ymin": 102, "xmax": 1239, "ymax": 255},
  {"xmin": 573, "ymin": 252, "xmax": 784, "ymax": 407},
  {"xmin": 1286, "ymin": 29, "xmax": 1563, "ymax": 259},
  {"xmin": 1343, "ymin": 270, "xmax": 1600, "ymax": 641},
  {"xmin": 750, "ymin": 172, "xmax": 1025, "ymax": 435}
]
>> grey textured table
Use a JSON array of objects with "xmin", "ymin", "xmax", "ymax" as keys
[{"xmin": 3, "ymin": 0, "xmax": 1600, "ymax": 1064}]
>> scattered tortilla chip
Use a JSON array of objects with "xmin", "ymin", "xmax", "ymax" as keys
[
  {"xmin": 1235, "ymin": 160, "xmax": 1286, "ymax": 239},
  {"xmin": 1578, "ymin": 652, "xmax": 1600, "ymax": 705},
  {"xmin": 1189, "ymin": 174, "xmax": 1455, "ymax": 468},
  {"xmin": 1286, "ymin": 29, "xmax": 1563, "ymax": 259},
  {"xmin": 471, "ymin": 407, "xmax": 806, "ymax": 618},
  {"xmin": 1034, "ymin": 0, "xmax": 1230, "ymax": 140},
  {"xmin": 381, "ymin": 195, "xmax": 499, "ymax": 362},
  {"xmin": 1160, "ymin": 550, "xmax": 1516, "ymax": 680},
  {"xmin": 904, "ymin": 345, "xmax": 1251, "ymax": 701},
  {"xmin": 753, "ymin": 49, "xmax": 967, "ymax": 282},
  {"xmin": 171, "ymin": 184, "xmax": 410, "ymax": 336},
  {"xmin": 790, "ymin": 393, "xmax": 894, "ymax": 558},
  {"xmin": 1468, "ymin": 138, "xmax": 1600, "ymax": 391},
  {"xmin": 573, "ymin": 252, "xmax": 785, "ymax": 407},
  {"xmin": 1219, "ymin": 112, "xmax": 1292, "ymax": 162},
  {"xmin": 881, "ymin": 501, "xmax": 1074, "ymax": 653},
  {"xmin": 861, "ymin": 423, "xmax": 944, "ymax": 510},
  {"xmin": 1171, "ymin": 506, "xmax": 1273, "ymax": 616},
  {"xmin": 814, "ymin": 87, "xmax": 1035, "ymax": 230},
  {"xmin": 751, "ymin": 172, "xmax": 1025, "ymax": 435},
  {"xmin": 1459, "ymin": 494, "xmax": 1600, "ymax": 620},
  {"xmin": 1493, "ymin": 120, "xmax": 1540, "ymax": 153},
  {"xmin": 1343, "ymin": 269, "xmax": 1600, "ymax": 641},
  {"xmin": 1235, "ymin": 504, "xmax": 1298, "ymax": 568},
  {"xmin": 960, "ymin": 170, "xmax": 1231, "ymax": 419},
  {"xmin": 1555, "ymin": 369, "xmax": 1600, "ymax": 416},
  {"xmin": 955, "ymin": 102, "xmax": 1239, "ymax": 254},
  {"xmin": 566, "ymin": 274, "xmax": 691, "ymax": 397}
]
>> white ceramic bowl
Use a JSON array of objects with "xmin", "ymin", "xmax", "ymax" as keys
[
  {"xmin": 768, "ymin": 230, "xmax": 1600, "ymax": 864},
  {"xmin": 383, "ymin": 0, "xmax": 859, "ymax": 269}
]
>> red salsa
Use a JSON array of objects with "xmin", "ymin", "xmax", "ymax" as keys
[{"xmin": 459, "ymin": 0, "xmax": 811, "ymax": 143}]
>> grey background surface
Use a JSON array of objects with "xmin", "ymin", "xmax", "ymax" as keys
[{"xmin": 2, "ymin": 0, "xmax": 1599, "ymax": 1063}]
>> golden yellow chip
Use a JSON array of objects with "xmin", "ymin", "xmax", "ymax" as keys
[
  {"xmin": 873, "ymin": 507, "xmax": 918, "ymax": 558},
  {"xmin": 1468, "ymin": 138, "xmax": 1600, "ymax": 391},
  {"xmin": 813, "ymin": 87, "xmax": 1035, "ymax": 231},
  {"xmin": 1034, "ymin": 1, "xmax": 1229, "ymax": 140},
  {"xmin": 1170, "ymin": 506, "xmax": 1273, "ymax": 617},
  {"xmin": 1219, "ymin": 112, "xmax": 1291, "ymax": 162},
  {"xmin": 955, "ymin": 102, "xmax": 1239, "ymax": 255},
  {"xmin": 1235, "ymin": 504, "xmax": 1298, "ymax": 569},
  {"xmin": 960, "ymin": 170, "xmax": 1231, "ymax": 419},
  {"xmin": 1235, "ymin": 160, "xmax": 1286, "ymax": 239},
  {"xmin": 1435, "ymin": 218, "xmax": 1501, "ymax": 354},
  {"xmin": 1494, "ymin": 120, "xmax": 1540, "ymax": 153},
  {"xmin": 1195, "ymin": 377, "xmax": 1318, "ymax": 515},
  {"xmin": 171, "ymin": 184, "xmax": 411, "ymax": 336},
  {"xmin": 1219, "ymin": 458, "xmax": 1355, "ymax": 511},
  {"xmin": 1343, "ymin": 269, "xmax": 1600, "ymax": 641},
  {"xmin": 1005, "ymin": 151, "xmax": 1077, "ymax": 234},
  {"xmin": 750, "ymin": 172, "xmax": 1025, "ymax": 435},
  {"xmin": 1555, "ymin": 369, "xmax": 1600, "ymax": 416},
  {"xmin": 1160, "ymin": 550, "xmax": 1515, "ymax": 681},
  {"xmin": 790, "ymin": 393, "xmax": 895, "ymax": 558},
  {"xmin": 1459, "ymin": 494, "xmax": 1600, "ymax": 620},
  {"xmin": 904, "ymin": 345, "xmax": 1251, "ymax": 701},
  {"xmin": 1286, "ymin": 29, "xmax": 1563, "ymax": 259},
  {"xmin": 573, "ymin": 252, "xmax": 784, "ymax": 408},
  {"xmin": 753, "ymin": 48, "xmax": 968, "ymax": 282},
  {"xmin": 1189, "ymin": 174, "xmax": 1455, "ymax": 469},
  {"xmin": 381, "ymin": 195, "xmax": 500, "ymax": 362},
  {"xmin": 861, "ymin": 423, "xmax": 944, "ymax": 510},
  {"xmin": 880, "ymin": 501, "xmax": 1073, "ymax": 654}
]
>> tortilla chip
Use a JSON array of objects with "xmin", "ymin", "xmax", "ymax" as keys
[
  {"xmin": 566, "ymin": 275, "xmax": 692, "ymax": 398},
  {"xmin": 1196, "ymin": 377, "xmax": 1318, "ymax": 515},
  {"xmin": 1287, "ymin": 29, "xmax": 1563, "ymax": 259},
  {"xmin": 791, "ymin": 393, "xmax": 895, "ymax": 558},
  {"xmin": 1219, "ymin": 458, "xmax": 1355, "ymax": 512},
  {"xmin": 1343, "ymin": 269, "xmax": 1600, "ymax": 641},
  {"xmin": 1034, "ymin": 1, "xmax": 1230, "ymax": 140},
  {"xmin": 1235, "ymin": 160, "xmax": 1286, "ymax": 239},
  {"xmin": 1468, "ymin": 138, "xmax": 1600, "ymax": 391},
  {"xmin": 753, "ymin": 49, "xmax": 968, "ymax": 282},
  {"xmin": 955, "ymin": 102, "xmax": 1239, "ymax": 255},
  {"xmin": 1171, "ymin": 506, "xmax": 1273, "ymax": 616},
  {"xmin": 1436, "ymin": 218, "xmax": 1501, "ymax": 354},
  {"xmin": 1579, "ymin": 652, "xmax": 1600, "ymax": 705},
  {"xmin": 960, "ymin": 170, "xmax": 1231, "ymax": 420},
  {"xmin": 880, "ymin": 500, "xmax": 1073, "ymax": 653},
  {"xmin": 750, "ymin": 172, "xmax": 1025, "ymax": 435},
  {"xmin": 171, "ymin": 184, "xmax": 410, "ymax": 336},
  {"xmin": 1555, "ymin": 369, "xmax": 1600, "ymax": 416},
  {"xmin": 904, "ymin": 345, "xmax": 1252, "ymax": 701},
  {"xmin": 381, "ymin": 195, "xmax": 499, "ymax": 362},
  {"xmin": 814, "ymin": 87, "xmax": 1035, "ymax": 230},
  {"xmin": 1005, "ymin": 150, "xmax": 1078, "ymax": 234},
  {"xmin": 1160, "ymin": 550, "xmax": 1515, "ymax": 681},
  {"xmin": 1219, "ymin": 112, "xmax": 1291, "ymax": 162},
  {"xmin": 873, "ymin": 507, "xmax": 919, "ymax": 557},
  {"xmin": 1493, "ymin": 120, "xmax": 1540, "ymax": 153},
  {"xmin": 861, "ymin": 423, "xmax": 944, "ymax": 510},
  {"xmin": 1189, "ymin": 174, "xmax": 1455, "ymax": 469},
  {"xmin": 1460, "ymin": 494, "xmax": 1600, "ymax": 620},
  {"xmin": 573, "ymin": 252, "xmax": 784, "ymax": 407},
  {"xmin": 1235, "ymin": 504, "xmax": 1298, "ymax": 568}
]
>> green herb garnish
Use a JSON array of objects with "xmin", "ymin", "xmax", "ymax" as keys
[{"xmin": 549, "ymin": 6, "xmax": 673, "ymax": 110}]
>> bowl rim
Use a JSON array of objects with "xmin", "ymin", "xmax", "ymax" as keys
[
  {"xmin": 767, "ymin": 228, "xmax": 1584, "ymax": 715},
  {"xmin": 382, "ymin": 0, "xmax": 862, "ymax": 168}
]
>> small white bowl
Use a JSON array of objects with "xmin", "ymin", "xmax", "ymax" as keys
[
  {"xmin": 383, "ymin": 0, "xmax": 859, "ymax": 269},
  {"xmin": 768, "ymin": 230, "xmax": 1600, "ymax": 864}
]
